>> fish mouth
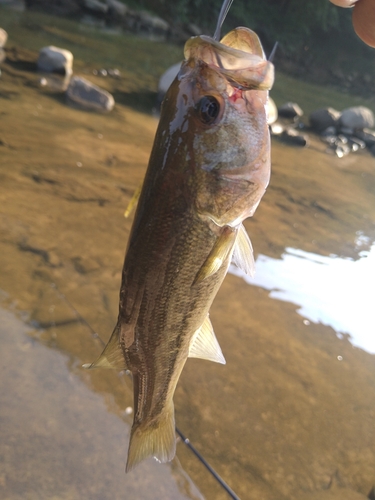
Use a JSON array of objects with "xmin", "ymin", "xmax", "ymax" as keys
[{"xmin": 184, "ymin": 27, "xmax": 274, "ymax": 92}]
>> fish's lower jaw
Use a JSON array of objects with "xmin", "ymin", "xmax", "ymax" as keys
[{"xmin": 125, "ymin": 402, "xmax": 176, "ymax": 472}]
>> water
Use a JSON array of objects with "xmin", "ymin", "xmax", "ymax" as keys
[
  {"xmin": 1, "ymin": 6, "xmax": 375, "ymax": 500},
  {"xmin": 230, "ymin": 238, "xmax": 375, "ymax": 354}
]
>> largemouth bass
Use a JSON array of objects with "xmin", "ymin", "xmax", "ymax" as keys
[{"xmin": 84, "ymin": 24, "xmax": 274, "ymax": 472}]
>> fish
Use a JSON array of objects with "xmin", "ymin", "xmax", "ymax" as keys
[{"xmin": 83, "ymin": 15, "xmax": 274, "ymax": 472}]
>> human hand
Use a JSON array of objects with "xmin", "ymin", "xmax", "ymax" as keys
[{"xmin": 329, "ymin": 0, "xmax": 375, "ymax": 47}]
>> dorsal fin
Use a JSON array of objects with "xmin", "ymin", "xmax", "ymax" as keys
[
  {"xmin": 194, "ymin": 225, "xmax": 236, "ymax": 284},
  {"xmin": 82, "ymin": 324, "xmax": 127, "ymax": 371},
  {"xmin": 188, "ymin": 315, "xmax": 226, "ymax": 364},
  {"xmin": 231, "ymin": 223, "xmax": 255, "ymax": 277}
]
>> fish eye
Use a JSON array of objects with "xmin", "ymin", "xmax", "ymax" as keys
[{"xmin": 196, "ymin": 96, "xmax": 221, "ymax": 125}]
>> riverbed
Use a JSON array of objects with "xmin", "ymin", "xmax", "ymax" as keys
[{"xmin": 1, "ymin": 6, "xmax": 375, "ymax": 500}]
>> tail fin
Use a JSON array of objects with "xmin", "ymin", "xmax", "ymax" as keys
[{"xmin": 126, "ymin": 400, "xmax": 176, "ymax": 472}]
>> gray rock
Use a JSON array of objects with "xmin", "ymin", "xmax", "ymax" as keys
[
  {"xmin": 321, "ymin": 126, "xmax": 338, "ymax": 137},
  {"xmin": 335, "ymin": 143, "xmax": 351, "ymax": 158},
  {"xmin": 83, "ymin": 0, "xmax": 108, "ymax": 14},
  {"xmin": 137, "ymin": 11, "xmax": 169, "ymax": 33},
  {"xmin": 280, "ymin": 127, "xmax": 309, "ymax": 146},
  {"xmin": 354, "ymin": 128, "xmax": 375, "ymax": 147},
  {"xmin": 309, "ymin": 107, "xmax": 341, "ymax": 132},
  {"xmin": 0, "ymin": 28, "xmax": 8, "ymax": 48},
  {"xmin": 66, "ymin": 76, "xmax": 115, "ymax": 112},
  {"xmin": 339, "ymin": 126, "xmax": 354, "ymax": 135},
  {"xmin": 106, "ymin": 0, "xmax": 127, "ymax": 17},
  {"xmin": 278, "ymin": 102, "xmax": 303, "ymax": 119},
  {"xmin": 348, "ymin": 136, "xmax": 366, "ymax": 150},
  {"xmin": 37, "ymin": 46, "xmax": 73, "ymax": 75},
  {"xmin": 186, "ymin": 23, "xmax": 202, "ymax": 36},
  {"xmin": 125, "ymin": 9, "xmax": 170, "ymax": 38},
  {"xmin": 340, "ymin": 106, "xmax": 374, "ymax": 130}
]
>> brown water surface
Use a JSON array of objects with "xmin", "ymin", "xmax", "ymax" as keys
[{"xmin": 1, "ymin": 7, "xmax": 375, "ymax": 500}]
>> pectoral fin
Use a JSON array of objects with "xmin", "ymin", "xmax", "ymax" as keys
[
  {"xmin": 189, "ymin": 315, "xmax": 226, "ymax": 364},
  {"xmin": 231, "ymin": 223, "xmax": 255, "ymax": 277},
  {"xmin": 82, "ymin": 324, "xmax": 127, "ymax": 371},
  {"xmin": 194, "ymin": 225, "xmax": 236, "ymax": 284},
  {"xmin": 124, "ymin": 181, "xmax": 143, "ymax": 218}
]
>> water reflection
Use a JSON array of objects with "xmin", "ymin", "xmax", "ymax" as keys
[{"xmin": 229, "ymin": 239, "xmax": 375, "ymax": 354}]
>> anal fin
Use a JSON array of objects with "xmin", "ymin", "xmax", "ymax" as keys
[
  {"xmin": 189, "ymin": 315, "xmax": 226, "ymax": 364},
  {"xmin": 231, "ymin": 223, "xmax": 255, "ymax": 277},
  {"xmin": 82, "ymin": 323, "xmax": 127, "ymax": 371},
  {"xmin": 194, "ymin": 225, "xmax": 237, "ymax": 284}
]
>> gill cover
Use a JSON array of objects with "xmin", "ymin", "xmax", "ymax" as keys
[{"xmin": 184, "ymin": 27, "xmax": 274, "ymax": 91}]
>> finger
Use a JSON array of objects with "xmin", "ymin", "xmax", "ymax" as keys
[{"xmin": 352, "ymin": 0, "xmax": 375, "ymax": 47}]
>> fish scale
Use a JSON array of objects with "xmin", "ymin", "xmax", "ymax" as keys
[{"xmin": 84, "ymin": 22, "xmax": 274, "ymax": 472}]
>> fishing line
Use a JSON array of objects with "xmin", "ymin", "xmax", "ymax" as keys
[
  {"xmin": 51, "ymin": 281, "xmax": 242, "ymax": 500},
  {"xmin": 213, "ymin": 0, "xmax": 234, "ymax": 41},
  {"xmin": 176, "ymin": 428, "xmax": 241, "ymax": 500},
  {"xmin": 268, "ymin": 41, "xmax": 279, "ymax": 63}
]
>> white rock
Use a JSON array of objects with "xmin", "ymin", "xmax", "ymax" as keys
[
  {"xmin": 0, "ymin": 28, "xmax": 8, "ymax": 48},
  {"xmin": 340, "ymin": 106, "xmax": 374, "ymax": 130},
  {"xmin": 158, "ymin": 62, "xmax": 181, "ymax": 95},
  {"xmin": 267, "ymin": 97, "xmax": 278, "ymax": 125},
  {"xmin": 66, "ymin": 76, "xmax": 115, "ymax": 112},
  {"xmin": 37, "ymin": 46, "xmax": 73, "ymax": 75}
]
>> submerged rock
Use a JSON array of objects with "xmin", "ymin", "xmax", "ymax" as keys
[
  {"xmin": 309, "ymin": 107, "xmax": 341, "ymax": 133},
  {"xmin": 37, "ymin": 46, "xmax": 73, "ymax": 75},
  {"xmin": 340, "ymin": 106, "xmax": 374, "ymax": 130},
  {"xmin": 66, "ymin": 76, "xmax": 115, "ymax": 112}
]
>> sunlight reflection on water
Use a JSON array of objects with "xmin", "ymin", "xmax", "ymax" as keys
[{"xmin": 229, "ymin": 238, "xmax": 375, "ymax": 354}]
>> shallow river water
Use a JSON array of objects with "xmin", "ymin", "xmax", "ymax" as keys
[{"xmin": 1, "ymin": 6, "xmax": 375, "ymax": 500}]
